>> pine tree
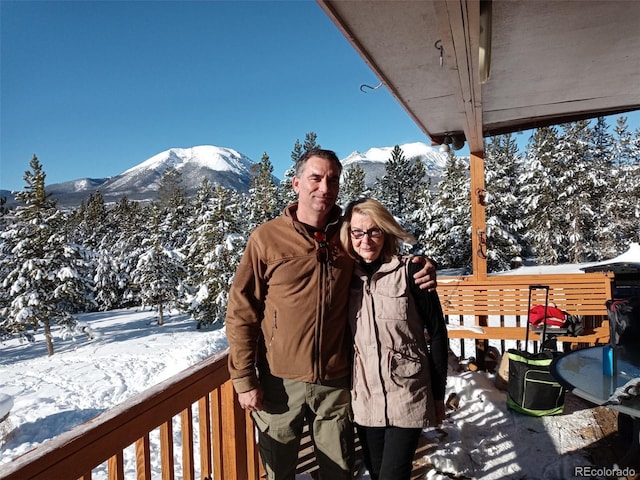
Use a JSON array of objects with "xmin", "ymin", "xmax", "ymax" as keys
[
  {"xmin": 553, "ymin": 121, "xmax": 598, "ymax": 263},
  {"xmin": 248, "ymin": 153, "xmax": 281, "ymax": 229},
  {"xmin": 338, "ymin": 164, "xmax": 368, "ymax": 207},
  {"xmin": 156, "ymin": 168, "xmax": 189, "ymax": 249},
  {"xmin": 69, "ymin": 191, "xmax": 109, "ymax": 249},
  {"xmin": 93, "ymin": 243, "xmax": 123, "ymax": 311},
  {"xmin": 14, "ymin": 155, "xmax": 57, "ymax": 211},
  {"xmin": 281, "ymin": 132, "xmax": 322, "ymax": 206},
  {"xmin": 629, "ymin": 124, "xmax": 640, "ymax": 242},
  {"xmin": 520, "ymin": 126, "xmax": 562, "ymax": 263},
  {"xmin": 484, "ymin": 134, "xmax": 526, "ymax": 271},
  {"xmin": 184, "ymin": 185, "xmax": 245, "ymax": 327},
  {"xmin": 303, "ymin": 132, "xmax": 320, "ymax": 152},
  {"xmin": 424, "ymin": 153, "xmax": 471, "ymax": 268},
  {"xmin": 606, "ymin": 116, "xmax": 640, "ymax": 248},
  {"xmin": 411, "ymin": 176, "xmax": 438, "ymax": 257},
  {"xmin": 157, "ymin": 167, "xmax": 186, "ymax": 209},
  {"xmin": 132, "ymin": 206, "xmax": 187, "ymax": 325},
  {"xmin": 0, "ymin": 156, "xmax": 94, "ymax": 355},
  {"xmin": 612, "ymin": 116, "xmax": 635, "ymax": 168},
  {"xmin": 291, "ymin": 140, "xmax": 304, "ymax": 163},
  {"xmin": 0, "ymin": 196, "xmax": 8, "ymax": 216},
  {"xmin": 102, "ymin": 196, "xmax": 152, "ymax": 309},
  {"xmin": 373, "ymin": 145, "xmax": 427, "ymax": 235},
  {"xmin": 590, "ymin": 117, "xmax": 618, "ymax": 257}
]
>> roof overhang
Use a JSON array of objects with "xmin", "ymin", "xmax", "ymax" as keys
[{"xmin": 317, "ymin": 0, "xmax": 640, "ymax": 153}]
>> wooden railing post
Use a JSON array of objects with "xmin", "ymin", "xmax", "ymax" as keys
[
  {"xmin": 135, "ymin": 435, "xmax": 152, "ymax": 480},
  {"xmin": 198, "ymin": 396, "xmax": 213, "ymax": 479},
  {"xmin": 180, "ymin": 407, "xmax": 195, "ymax": 480},
  {"xmin": 211, "ymin": 388, "xmax": 224, "ymax": 480},
  {"xmin": 220, "ymin": 381, "xmax": 249, "ymax": 480},
  {"xmin": 107, "ymin": 452, "xmax": 124, "ymax": 480},
  {"xmin": 245, "ymin": 409, "xmax": 263, "ymax": 478},
  {"xmin": 160, "ymin": 421, "xmax": 175, "ymax": 480}
]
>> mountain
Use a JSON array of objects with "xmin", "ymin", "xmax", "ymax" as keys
[
  {"xmin": 114, "ymin": 145, "xmax": 254, "ymax": 195},
  {"xmin": 341, "ymin": 142, "xmax": 451, "ymax": 186},
  {"xmin": 1, "ymin": 143, "xmax": 454, "ymax": 209},
  {"xmin": 40, "ymin": 146, "xmax": 255, "ymax": 208}
]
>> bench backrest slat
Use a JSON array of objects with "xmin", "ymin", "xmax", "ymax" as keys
[{"xmin": 438, "ymin": 272, "xmax": 614, "ymax": 317}]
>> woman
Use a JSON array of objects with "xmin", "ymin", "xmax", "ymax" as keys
[{"xmin": 340, "ymin": 198, "xmax": 448, "ymax": 480}]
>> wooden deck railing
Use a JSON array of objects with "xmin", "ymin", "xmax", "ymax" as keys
[
  {"xmin": 0, "ymin": 272, "xmax": 617, "ymax": 479},
  {"xmin": 0, "ymin": 349, "xmax": 262, "ymax": 480}
]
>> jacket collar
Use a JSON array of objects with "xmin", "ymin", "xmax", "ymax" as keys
[
  {"xmin": 283, "ymin": 202, "xmax": 343, "ymax": 237},
  {"xmin": 355, "ymin": 255, "xmax": 402, "ymax": 278}
]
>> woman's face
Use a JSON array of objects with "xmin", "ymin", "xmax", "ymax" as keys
[{"xmin": 349, "ymin": 212, "xmax": 384, "ymax": 263}]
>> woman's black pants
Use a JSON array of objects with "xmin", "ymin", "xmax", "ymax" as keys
[{"xmin": 355, "ymin": 424, "xmax": 422, "ymax": 480}]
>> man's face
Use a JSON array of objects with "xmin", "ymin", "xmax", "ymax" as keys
[{"xmin": 293, "ymin": 156, "xmax": 340, "ymax": 218}]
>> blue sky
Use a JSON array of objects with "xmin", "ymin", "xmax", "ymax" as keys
[
  {"xmin": 1, "ymin": 0, "xmax": 428, "ymax": 191},
  {"xmin": 1, "ymin": 1, "xmax": 638, "ymax": 193}
]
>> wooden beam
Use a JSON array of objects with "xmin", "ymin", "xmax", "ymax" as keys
[
  {"xmin": 469, "ymin": 150, "xmax": 487, "ymax": 278},
  {"xmin": 434, "ymin": 0, "xmax": 484, "ymax": 152}
]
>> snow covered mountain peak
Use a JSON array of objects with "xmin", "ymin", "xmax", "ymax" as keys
[
  {"xmin": 343, "ymin": 142, "xmax": 441, "ymax": 164},
  {"xmin": 123, "ymin": 145, "xmax": 252, "ymax": 176},
  {"xmin": 341, "ymin": 142, "xmax": 452, "ymax": 185}
]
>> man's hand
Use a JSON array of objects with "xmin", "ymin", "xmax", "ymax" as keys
[
  {"xmin": 411, "ymin": 256, "xmax": 438, "ymax": 291},
  {"xmin": 238, "ymin": 387, "xmax": 263, "ymax": 412}
]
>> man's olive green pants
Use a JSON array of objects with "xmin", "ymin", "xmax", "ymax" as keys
[{"xmin": 251, "ymin": 373, "xmax": 354, "ymax": 480}]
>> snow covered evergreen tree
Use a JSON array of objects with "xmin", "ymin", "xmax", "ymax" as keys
[
  {"xmin": 554, "ymin": 121, "xmax": 598, "ymax": 263},
  {"xmin": 520, "ymin": 126, "xmax": 563, "ymax": 263},
  {"xmin": 93, "ymin": 244, "xmax": 124, "ymax": 311},
  {"xmin": 247, "ymin": 153, "xmax": 281, "ymax": 230},
  {"xmin": 156, "ymin": 167, "xmax": 189, "ymax": 250},
  {"xmin": 100, "ymin": 196, "xmax": 152, "ymax": 309},
  {"xmin": 605, "ymin": 116, "xmax": 640, "ymax": 248},
  {"xmin": 66, "ymin": 191, "xmax": 109, "ymax": 249},
  {"xmin": 0, "ymin": 156, "xmax": 94, "ymax": 355},
  {"xmin": 157, "ymin": 167, "xmax": 185, "ymax": 208},
  {"xmin": 132, "ymin": 205, "xmax": 187, "ymax": 325},
  {"xmin": 411, "ymin": 176, "xmax": 438, "ymax": 258},
  {"xmin": 590, "ymin": 116, "xmax": 619, "ymax": 257},
  {"xmin": 281, "ymin": 132, "xmax": 320, "ymax": 206},
  {"xmin": 374, "ymin": 145, "xmax": 426, "ymax": 221},
  {"xmin": 484, "ymin": 134, "xmax": 526, "ymax": 271},
  {"xmin": 184, "ymin": 185, "xmax": 245, "ymax": 327},
  {"xmin": 338, "ymin": 164, "xmax": 368, "ymax": 208},
  {"xmin": 424, "ymin": 153, "xmax": 471, "ymax": 268}
]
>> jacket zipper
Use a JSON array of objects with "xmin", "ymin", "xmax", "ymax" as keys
[
  {"xmin": 316, "ymin": 258, "xmax": 330, "ymax": 380},
  {"xmin": 268, "ymin": 312, "xmax": 277, "ymax": 347},
  {"xmin": 366, "ymin": 271, "xmax": 390, "ymax": 424},
  {"xmin": 315, "ymin": 218, "xmax": 339, "ymax": 381}
]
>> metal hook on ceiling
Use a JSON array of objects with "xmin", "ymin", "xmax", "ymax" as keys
[
  {"xmin": 435, "ymin": 39, "xmax": 444, "ymax": 67},
  {"xmin": 359, "ymin": 82, "xmax": 383, "ymax": 93}
]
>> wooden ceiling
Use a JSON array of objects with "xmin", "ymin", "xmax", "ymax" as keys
[{"xmin": 317, "ymin": 0, "xmax": 640, "ymax": 153}]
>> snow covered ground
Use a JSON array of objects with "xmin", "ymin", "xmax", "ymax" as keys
[{"xmin": 0, "ymin": 308, "xmax": 626, "ymax": 479}]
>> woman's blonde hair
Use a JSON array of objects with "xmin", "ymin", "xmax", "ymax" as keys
[{"xmin": 340, "ymin": 198, "xmax": 416, "ymax": 262}]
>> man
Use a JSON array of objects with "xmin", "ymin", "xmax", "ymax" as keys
[{"xmin": 226, "ymin": 148, "xmax": 437, "ymax": 480}]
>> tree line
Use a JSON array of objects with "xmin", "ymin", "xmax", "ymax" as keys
[{"xmin": 1, "ymin": 118, "xmax": 639, "ymax": 355}]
